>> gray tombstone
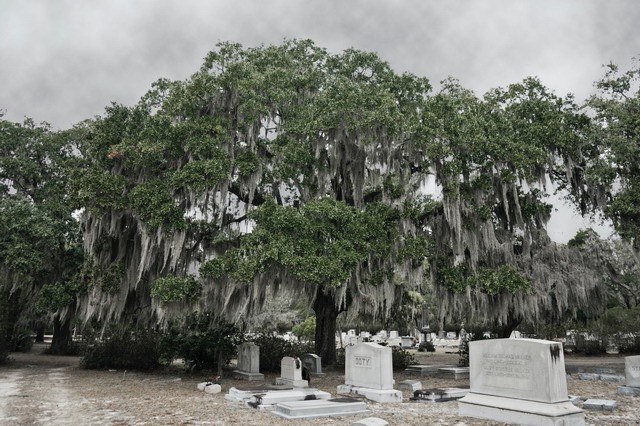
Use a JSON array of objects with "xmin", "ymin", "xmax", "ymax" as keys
[
  {"xmin": 458, "ymin": 338, "xmax": 584, "ymax": 425},
  {"xmin": 233, "ymin": 342, "xmax": 264, "ymax": 381},
  {"xmin": 617, "ymin": 355, "xmax": 640, "ymax": 396},
  {"xmin": 301, "ymin": 353, "xmax": 324, "ymax": 376}
]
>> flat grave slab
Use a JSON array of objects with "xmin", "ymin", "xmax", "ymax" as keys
[
  {"xmin": 351, "ymin": 417, "xmax": 389, "ymax": 426},
  {"xmin": 617, "ymin": 386, "xmax": 640, "ymax": 396},
  {"xmin": 405, "ymin": 364, "xmax": 455, "ymax": 377},
  {"xmin": 272, "ymin": 397, "xmax": 369, "ymax": 420},
  {"xmin": 411, "ymin": 387, "xmax": 469, "ymax": 402},
  {"xmin": 397, "ymin": 379, "xmax": 422, "ymax": 391},
  {"xmin": 232, "ymin": 370, "xmax": 264, "ymax": 381},
  {"xmin": 337, "ymin": 384, "xmax": 403, "ymax": 403},
  {"xmin": 438, "ymin": 367, "xmax": 470, "ymax": 379},
  {"xmin": 225, "ymin": 386, "xmax": 292, "ymax": 402},
  {"xmin": 250, "ymin": 388, "xmax": 331, "ymax": 406},
  {"xmin": 583, "ymin": 399, "xmax": 616, "ymax": 411}
]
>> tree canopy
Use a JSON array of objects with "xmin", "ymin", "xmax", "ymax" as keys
[{"xmin": 4, "ymin": 40, "xmax": 637, "ymax": 364}]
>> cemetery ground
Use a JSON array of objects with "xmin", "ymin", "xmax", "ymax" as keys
[{"xmin": 1, "ymin": 344, "xmax": 639, "ymax": 425}]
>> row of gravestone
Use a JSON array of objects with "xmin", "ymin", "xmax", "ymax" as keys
[
  {"xmin": 233, "ymin": 342, "xmax": 323, "ymax": 382},
  {"xmin": 232, "ymin": 339, "xmax": 640, "ymax": 424}
]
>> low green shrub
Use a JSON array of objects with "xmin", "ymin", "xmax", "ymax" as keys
[
  {"xmin": 251, "ymin": 334, "xmax": 314, "ymax": 372},
  {"xmin": 392, "ymin": 347, "xmax": 417, "ymax": 370},
  {"xmin": 159, "ymin": 314, "xmax": 244, "ymax": 372},
  {"xmin": 81, "ymin": 326, "xmax": 161, "ymax": 371},
  {"xmin": 10, "ymin": 328, "xmax": 33, "ymax": 353}
]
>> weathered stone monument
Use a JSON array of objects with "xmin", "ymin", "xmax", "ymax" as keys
[
  {"xmin": 275, "ymin": 356, "xmax": 308, "ymax": 388},
  {"xmin": 458, "ymin": 338, "xmax": 585, "ymax": 425},
  {"xmin": 617, "ymin": 355, "xmax": 640, "ymax": 396},
  {"xmin": 301, "ymin": 353, "xmax": 325, "ymax": 377},
  {"xmin": 337, "ymin": 342, "xmax": 402, "ymax": 403},
  {"xmin": 233, "ymin": 342, "xmax": 264, "ymax": 381}
]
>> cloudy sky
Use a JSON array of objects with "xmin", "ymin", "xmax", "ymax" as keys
[{"xmin": 2, "ymin": 0, "xmax": 638, "ymax": 241}]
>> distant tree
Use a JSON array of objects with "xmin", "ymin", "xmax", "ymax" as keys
[
  {"xmin": 0, "ymin": 118, "xmax": 83, "ymax": 358},
  {"xmin": 577, "ymin": 60, "xmax": 640, "ymax": 249}
]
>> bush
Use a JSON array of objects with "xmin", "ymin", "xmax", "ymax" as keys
[
  {"xmin": 251, "ymin": 334, "xmax": 314, "ymax": 372},
  {"xmin": 159, "ymin": 314, "xmax": 244, "ymax": 372},
  {"xmin": 10, "ymin": 328, "xmax": 33, "ymax": 353},
  {"xmin": 392, "ymin": 347, "xmax": 417, "ymax": 370},
  {"xmin": 81, "ymin": 326, "xmax": 162, "ymax": 371}
]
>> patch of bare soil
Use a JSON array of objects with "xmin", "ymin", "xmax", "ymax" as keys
[{"xmin": 1, "ymin": 344, "xmax": 639, "ymax": 425}]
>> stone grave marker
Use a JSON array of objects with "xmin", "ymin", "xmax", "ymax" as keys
[
  {"xmin": 389, "ymin": 330, "xmax": 398, "ymax": 338},
  {"xmin": 275, "ymin": 356, "xmax": 308, "ymax": 388},
  {"xmin": 233, "ymin": 342, "xmax": 264, "ymax": 381},
  {"xmin": 411, "ymin": 387, "xmax": 469, "ymax": 402},
  {"xmin": 272, "ymin": 397, "xmax": 369, "ymax": 420},
  {"xmin": 301, "ymin": 353, "xmax": 325, "ymax": 376},
  {"xmin": 458, "ymin": 338, "xmax": 585, "ymax": 425},
  {"xmin": 617, "ymin": 355, "xmax": 640, "ymax": 396},
  {"xmin": 438, "ymin": 366, "xmax": 470, "ymax": 379},
  {"xmin": 583, "ymin": 399, "xmax": 617, "ymax": 411},
  {"xmin": 337, "ymin": 342, "xmax": 402, "ymax": 403}
]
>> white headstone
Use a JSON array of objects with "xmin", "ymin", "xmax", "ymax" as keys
[
  {"xmin": 378, "ymin": 330, "xmax": 388, "ymax": 339},
  {"xmin": 348, "ymin": 329, "xmax": 357, "ymax": 337},
  {"xmin": 446, "ymin": 331, "xmax": 457, "ymax": 339},
  {"xmin": 345, "ymin": 343, "xmax": 394, "ymax": 390},
  {"xmin": 337, "ymin": 342, "xmax": 402, "ymax": 403},
  {"xmin": 625, "ymin": 355, "xmax": 640, "ymax": 388},
  {"xmin": 389, "ymin": 330, "xmax": 398, "ymax": 339},
  {"xmin": 276, "ymin": 356, "xmax": 308, "ymax": 388},
  {"xmin": 459, "ymin": 338, "xmax": 584, "ymax": 425}
]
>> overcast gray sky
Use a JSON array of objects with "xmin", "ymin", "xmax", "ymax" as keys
[{"xmin": 2, "ymin": 0, "xmax": 638, "ymax": 241}]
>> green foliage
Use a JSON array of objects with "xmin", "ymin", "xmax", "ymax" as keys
[
  {"xmin": 601, "ymin": 306, "xmax": 640, "ymax": 353},
  {"xmin": 583, "ymin": 60, "xmax": 640, "ymax": 246},
  {"xmin": 438, "ymin": 263, "xmax": 531, "ymax": 296},
  {"xmin": 250, "ymin": 334, "xmax": 315, "ymax": 372},
  {"xmin": 159, "ymin": 314, "xmax": 244, "ymax": 371},
  {"xmin": 81, "ymin": 326, "xmax": 162, "ymax": 371},
  {"xmin": 567, "ymin": 229, "xmax": 592, "ymax": 248},
  {"xmin": 292, "ymin": 316, "xmax": 316, "ymax": 341},
  {"xmin": 0, "ymin": 198, "xmax": 60, "ymax": 275},
  {"xmin": 391, "ymin": 347, "xmax": 417, "ymax": 370},
  {"xmin": 68, "ymin": 169, "xmax": 128, "ymax": 213},
  {"xmin": 129, "ymin": 179, "xmax": 185, "ymax": 230},
  {"xmin": 471, "ymin": 265, "xmax": 532, "ymax": 296},
  {"xmin": 151, "ymin": 275, "xmax": 202, "ymax": 304},
  {"xmin": 9, "ymin": 328, "xmax": 33, "ymax": 353}
]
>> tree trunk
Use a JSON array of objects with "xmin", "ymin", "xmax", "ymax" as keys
[
  {"xmin": 50, "ymin": 314, "xmax": 73, "ymax": 355},
  {"xmin": 313, "ymin": 289, "xmax": 340, "ymax": 366},
  {"xmin": 0, "ymin": 289, "xmax": 11, "ymax": 361},
  {"xmin": 34, "ymin": 319, "xmax": 46, "ymax": 343},
  {"xmin": 495, "ymin": 317, "xmax": 521, "ymax": 338}
]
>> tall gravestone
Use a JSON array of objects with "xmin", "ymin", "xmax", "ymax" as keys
[
  {"xmin": 617, "ymin": 355, "xmax": 640, "ymax": 396},
  {"xmin": 337, "ymin": 342, "xmax": 402, "ymax": 403},
  {"xmin": 233, "ymin": 342, "xmax": 264, "ymax": 381},
  {"xmin": 458, "ymin": 338, "xmax": 584, "ymax": 425}
]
